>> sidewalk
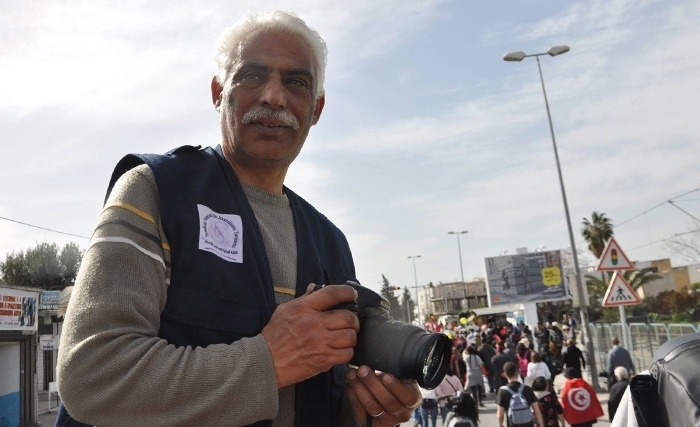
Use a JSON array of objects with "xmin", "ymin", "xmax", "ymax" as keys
[{"xmin": 36, "ymin": 389, "xmax": 59, "ymax": 426}]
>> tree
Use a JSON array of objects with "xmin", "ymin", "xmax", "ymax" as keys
[
  {"xmin": 662, "ymin": 220, "xmax": 700, "ymax": 264},
  {"xmin": 0, "ymin": 242, "xmax": 84, "ymax": 289},
  {"xmin": 625, "ymin": 267, "xmax": 662, "ymax": 291},
  {"xmin": 379, "ymin": 274, "xmax": 402, "ymax": 320},
  {"xmin": 581, "ymin": 211, "xmax": 614, "ymax": 259},
  {"xmin": 401, "ymin": 286, "xmax": 416, "ymax": 323}
]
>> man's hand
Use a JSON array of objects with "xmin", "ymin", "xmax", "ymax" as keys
[
  {"xmin": 261, "ymin": 284, "xmax": 360, "ymax": 388},
  {"xmin": 344, "ymin": 365, "xmax": 421, "ymax": 427}
]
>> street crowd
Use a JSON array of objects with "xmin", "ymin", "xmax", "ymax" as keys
[{"xmin": 414, "ymin": 314, "xmax": 624, "ymax": 427}]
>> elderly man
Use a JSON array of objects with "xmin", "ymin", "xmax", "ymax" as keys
[
  {"xmin": 56, "ymin": 10, "xmax": 419, "ymax": 427},
  {"xmin": 607, "ymin": 367, "xmax": 630, "ymax": 421}
]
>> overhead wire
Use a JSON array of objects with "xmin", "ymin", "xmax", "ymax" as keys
[{"xmin": 0, "ymin": 216, "xmax": 90, "ymax": 239}]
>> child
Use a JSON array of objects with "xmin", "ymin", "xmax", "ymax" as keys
[{"xmin": 532, "ymin": 376, "xmax": 565, "ymax": 427}]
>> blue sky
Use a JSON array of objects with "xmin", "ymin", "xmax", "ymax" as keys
[{"xmin": 1, "ymin": 0, "xmax": 699, "ymax": 295}]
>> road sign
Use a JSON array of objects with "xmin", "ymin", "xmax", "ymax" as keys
[
  {"xmin": 602, "ymin": 272, "xmax": 641, "ymax": 307},
  {"xmin": 596, "ymin": 237, "xmax": 634, "ymax": 271}
]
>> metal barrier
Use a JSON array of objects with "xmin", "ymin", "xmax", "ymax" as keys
[{"xmin": 581, "ymin": 322, "xmax": 698, "ymax": 374}]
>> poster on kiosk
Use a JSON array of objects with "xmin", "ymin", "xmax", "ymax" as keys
[{"xmin": 484, "ymin": 250, "xmax": 569, "ymax": 306}]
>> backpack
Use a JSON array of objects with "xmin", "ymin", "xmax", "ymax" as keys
[
  {"xmin": 501, "ymin": 383, "xmax": 532, "ymax": 426},
  {"xmin": 517, "ymin": 351, "xmax": 530, "ymax": 377},
  {"xmin": 550, "ymin": 328, "xmax": 563, "ymax": 347}
]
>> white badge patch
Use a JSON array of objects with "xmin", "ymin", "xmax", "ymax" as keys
[{"xmin": 197, "ymin": 204, "xmax": 243, "ymax": 263}]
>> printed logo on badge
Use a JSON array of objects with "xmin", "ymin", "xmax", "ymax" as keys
[{"xmin": 197, "ymin": 204, "xmax": 243, "ymax": 263}]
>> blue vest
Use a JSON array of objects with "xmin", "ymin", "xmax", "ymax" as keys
[{"xmin": 108, "ymin": 145, "xmax": 356, "ymax": 426}]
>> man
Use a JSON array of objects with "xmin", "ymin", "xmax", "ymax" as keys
[
  {"xmin": 606, "ymin": 337, "xmax": 635, "ymax": 386},
  {"xmin": 496, "ymin": 362, "xmax": 544, "ymax": 427},
  {"xmin": 56, "ymin": 10, "xmax": 419, "ymax": 427},
  {"xmin": 562, "ymin": 338, "xmax": 586, "ymax": 374},
  {"xmin": 607, "ymin": 367, "xmax": 629, "ymax": 421},
  {"xmin": 477, "ymin": 337, "xmax": 497, "ymax": 393},
  {"xmin": 491, "ymin": 344, "xmax": 511, "ymax": 389}
]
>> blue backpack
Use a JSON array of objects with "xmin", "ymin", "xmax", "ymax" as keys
[{"xmin": 501, "ymin": 383, "xmax": 532, "ymax": 426}]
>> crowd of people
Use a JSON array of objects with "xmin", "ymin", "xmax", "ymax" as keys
[{"xmin": 414, "ymin": 314, "xmax": 611, "ymax": 427}]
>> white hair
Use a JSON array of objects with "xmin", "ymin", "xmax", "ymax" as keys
[
  {"xmin": 214, "ymin": 10, "xmax": 328, "ymax": 97},
  {"xmin": 614, "ymin": 366, "xmax": 629, "ymax": 380}
]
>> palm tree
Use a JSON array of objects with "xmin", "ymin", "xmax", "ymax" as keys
[
  {"xmin": 581, "ymin": 212, "xmax": 614, "ymax": 259},
  {"xmin": 624, "ymin": 268, "xmax": 662, "ymax": 291}
]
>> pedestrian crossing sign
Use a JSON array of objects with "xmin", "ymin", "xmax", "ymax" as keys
[
  {"xmin": 596, "ymin": 237, "xmax": 635, "ymax": 271},
  {"xmin": 602, "ymin": 271, "xmax": 642, "ymax": 307}
]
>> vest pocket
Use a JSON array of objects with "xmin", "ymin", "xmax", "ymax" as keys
[{"xmin": 159, "ymin": 285, "xmax": 263, "ymax": 347}]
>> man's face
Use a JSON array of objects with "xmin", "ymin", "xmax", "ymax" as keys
[{"xmin": 213, "ymin": 30, "xmax": 324, "ymax": 170}]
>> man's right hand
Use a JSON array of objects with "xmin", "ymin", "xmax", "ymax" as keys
[{"xmin": 261, "ymin": 284, "xmax": 360, "ymax": 388}]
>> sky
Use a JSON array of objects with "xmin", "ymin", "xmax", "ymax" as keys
[{"xmin": 1, "ymin": 0, "xmax": 699, "ymax": 296}]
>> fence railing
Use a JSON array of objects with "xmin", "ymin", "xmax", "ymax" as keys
[{"xmin": 581, "ymin": 322, "xmax": 698, "ymax": 373}]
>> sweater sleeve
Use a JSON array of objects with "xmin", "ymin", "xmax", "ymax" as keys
[{"xmin": 56, "ymin": 165, "xmax": 280, "ymax": 427}]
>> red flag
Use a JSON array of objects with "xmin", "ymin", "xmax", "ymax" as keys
[{"xmin": 561, "ymin": 378, "xmax": 604, "ymax": 425}]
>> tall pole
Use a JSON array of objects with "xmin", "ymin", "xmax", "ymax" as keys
[
  {"xmin": 448, "ymin": 231, "xmax": 468, "ymax": 284},
  {"xmin": 408, "ymin": 255, "xmax": 421, "ymax": 322},
  {"xmin": 534, "ymin": 55, "xmax": 600, "ymax": 389}
]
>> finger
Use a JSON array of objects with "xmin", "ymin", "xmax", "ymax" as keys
[
  {"xmin": 321, "ymin": 309, "xmax": 360, "ymax": 332},
  {"xmin": 326, "ymin": 327, "xmax": 357, "ymax": 349},
  {"xmin": 305, "ymin": 283, "xmax": 317, "ymax": 294},
  {"xmin": 305, "ymin": 284, "xmax": 357, "ymax": 312},
  {"xmin": 344, "ymin": 373, "xmax": 365, "ymax": 423},
  {"xmin": 345, "ymin": 368, "xmax": 383, "ymax": 418},
  {"xmin": 356, "ymin": 366, "xmax": 405, "ymax": 415}
]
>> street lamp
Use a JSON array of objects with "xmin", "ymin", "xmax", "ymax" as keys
[
  {"xmin": 503, "ymin": 45, "xmax": 601, "ymax": 389},
  {"xmin": 447, "ymin": 231, "xmax": 468, "ymax": 284},
  {"xmin": 407, "ymin": 255, "xmax": 421, "ymax": 322}
]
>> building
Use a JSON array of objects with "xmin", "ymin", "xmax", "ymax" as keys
[
  {"xmin": 0, "ymin": 285, "xmax": 39, "ymax": 427},
  {"xmin": 416, "ymin": 279, "xmax": 488, "ymax": 322},
  {"xmin": 635, "ymin": 259, "xmax": 698, "ymax": 299}
]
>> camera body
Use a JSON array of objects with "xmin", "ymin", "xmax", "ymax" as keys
[{"xmin": 311, "ymin": 281, "xmax": 451, "ymax": 389}]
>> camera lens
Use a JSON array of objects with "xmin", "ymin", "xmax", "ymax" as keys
[{"xmin": 351, "ymin": 317, "xmax": 452, "ymax": 389}]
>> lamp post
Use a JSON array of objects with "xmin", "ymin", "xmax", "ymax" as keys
[
  {"xmin": 407, "ymin": 255, "xmax": 421, "ymax": 322},
  {"xmin": 503, "ymin": 45, "xmax": 600, "ymax": 389},
  {"xmin": 447, "ymin": 231, "xmax": 468, "ymax": 284}
]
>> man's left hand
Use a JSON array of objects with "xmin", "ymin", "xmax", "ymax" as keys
[{"xmin": 345, "ymin": 365, "xmax": 421, "ymax": 427}]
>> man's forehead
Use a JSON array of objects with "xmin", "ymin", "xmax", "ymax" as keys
[{"xmin": 234, "ymin": 30, "xmax": 316, "ymax": 73}]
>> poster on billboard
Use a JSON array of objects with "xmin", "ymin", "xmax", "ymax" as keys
[
  {"xmin": 484, "ymin": 250, "xmax": 569, "ymax": 306},
  {"xmin": 0, "ymin": 287, "xmax": 39, "ymax": 331}
]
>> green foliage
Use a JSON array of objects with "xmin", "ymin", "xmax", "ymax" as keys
[
  {"xmin": 379, "ymin": 274, "xmax": 403, "ymax": 320},
  {"xmin": 401, "ymin": 286, "xmax": 415, "ymax": 323},
  {"xmin": 0, "ymin": 242, "xmax": 84, "ymax": 289},
  {"xmin": 581, "ymin": 211, "xmax": 614, "ymax": 259}
]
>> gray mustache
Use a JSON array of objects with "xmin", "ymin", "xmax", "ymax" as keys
[{"xmin": 242, "ymin": 107, "xmax": 300, "ymax": 130}]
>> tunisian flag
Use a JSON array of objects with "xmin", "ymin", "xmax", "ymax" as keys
[{"xmin": 561, "ymin": 378, "xmax": 604, "ymax": 425}]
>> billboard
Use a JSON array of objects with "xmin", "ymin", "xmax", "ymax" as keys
[
  {"xmin": 0, "ymin": 287, "xmax": 38, "ymax": 331},
  {"xmin": 484, "ymin": 250, "xmax": 569, "ymax": 306}
]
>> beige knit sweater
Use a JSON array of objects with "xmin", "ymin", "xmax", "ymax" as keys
[{"xmin": 56, "ymin": 164, "xmax": 356, "ymax": 426}]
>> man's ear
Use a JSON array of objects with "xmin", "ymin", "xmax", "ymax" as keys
[
  {"xmin": 211, "ymin": 77, "xmax": 223, "ymax": 111},
  {"xmin": 311, "ymin": 95, "xmax": 325, "ymax": 125}
]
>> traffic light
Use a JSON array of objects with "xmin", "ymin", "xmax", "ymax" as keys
[{"xmin": 392, "ymin": 286, "xmax": 401, "ymax": 291}]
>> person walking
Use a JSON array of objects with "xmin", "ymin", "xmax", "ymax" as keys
[
  {"xmin": 607, "ymin": 367, "xmax": 630, "ymax": 421},
  {"xmin": 606, "ymin": 337, "xmax": 635, "ymax": 387},
  {"xmin": 562, "ymin": 339, "xmax": 585, "ymax": 374},
  {"xmin": 531, "ymin": 377, "xmax": 565, "ymax": 427},
  {"xmin": 496, "ymin": 362, "xmax": 544, "ymax": 427},
  {"xmin": 436, "ymin": 366, "xmax": 463, "ymax": 424},
  {"xmin": 420, "ymin": 386, "xmax": 439, "ymax": 427},
  {"xmin": 560, "ymin": 368, "xmax": 603, "ymax": 427},
  {"xmin": 525, "ymin": 351, "xmax": 551, "ymax": 387},
  {"xmin": 491, "ymin": 343, "xmax": 511, "ymax": 389},
  {"xmin": 464, "ymin": 346, "xmax": 487, "ymax": 408},
  {"xmin": 478, "ymin": 339, "xmax": 497, "ymax": 393}
]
